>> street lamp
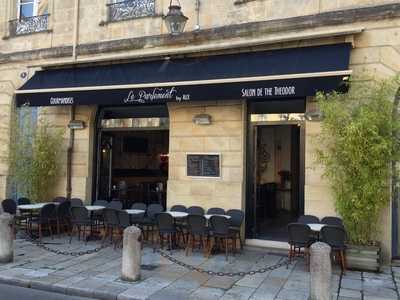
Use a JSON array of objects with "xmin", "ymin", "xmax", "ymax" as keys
[{"xmin": 164, "ymin": 0, "xmax": 188, "ymax": 35}]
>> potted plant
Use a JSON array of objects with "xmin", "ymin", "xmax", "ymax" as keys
[{"xmin": 316, "ymin": 76, "xmax": 400, "ymax": 272}]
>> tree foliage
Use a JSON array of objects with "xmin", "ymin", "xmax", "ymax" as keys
[
  {"xmin": 316, "ymin": 76, "xmax": 400, "ymax": 245},
  {"xmin": 9, "ymin": 108, "xmax": 64, "ymax": 202}
]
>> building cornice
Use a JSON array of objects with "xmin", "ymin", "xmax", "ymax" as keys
[{"xmin": 1, "ymin": 3, "xmax": 399, "ymax": 65}]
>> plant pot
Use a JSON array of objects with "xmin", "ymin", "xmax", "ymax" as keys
[{"xmin": 345, "ymin": 244, "xmax": 381, "ymax": 272}]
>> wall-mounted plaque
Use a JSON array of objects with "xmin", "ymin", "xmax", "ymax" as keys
[{"xmin": 187, "ymin": 154, "xmax": 221, "ymax": 177}]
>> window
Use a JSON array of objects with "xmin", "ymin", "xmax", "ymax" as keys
[
  {"xmin": 17, "ymin": 0, "xmax": 48, "ymax": 18},
  {"xmin": 9, "ymin": 0, "xmax": 49, "ymax": 36}
]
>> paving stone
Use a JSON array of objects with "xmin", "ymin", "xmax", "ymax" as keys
[
  {"xmin": 117, "ymin": 277, "xmax": 172, "ymax": 300},
  {"xmin": 341, "ymin": 278, "xmax": 362, "ymax": 291},
  {"xmin": 204, "ymin": 275, "xmax": 241, "ymax": 290},
  {"xmin": 220, "ymin": 286, "xmax": 255, "ymax": 300},
  {"xmin": 339, "ymin": 288, "xmax": 362, "ymax": 298},
  {"xmin": 363, "ymin": 287, "xmax": 398, "ymax": 299},
  {"xmin": 93, "ymin": 282, "xmax": 132, "ymax": 300},
  {"xmin": 276, "ymin": 288, "xmax": 309, "ymax": 300},
  {"xmin": 189, "ymin": 287, "xmax": 225, "ymax": 300},
  {"xmin": 148, "ymin": 286, "xmax": 194, "ymax": 300},
  {"xmin": 235, "ymin": 275, "xmax": 266, "ymax": 288}
]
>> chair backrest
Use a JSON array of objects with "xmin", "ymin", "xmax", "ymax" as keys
[
  {"xmin": 70, "ymin": 198, "xmax": 84, "ymax": 207},
  {"xmin": 210, "ymin": 215, "xmax": 230, "ymax": 235},
  {"xmin": 93, "ymin": 200, "xmax": 108, "ymax": 207},
  {"xmin": 70, "ymin": 206, "xmax": 89, "ymax": 223},
  {"xmin": 187, "ymin": 206, "xmax": 205, "ymax": 216},
  {"xmin": 226, "ymin": 209, "xmax": 244, "ymax": 228},
  {"xmin": 57, "ymin": 200, "xmax": 71, "ymax": 218},
  {"xmin": 103, "ymin": 208, "xmax": 119, "ymax": 226},
  {"xmin": 320, "ymin": 225, "xmax": 346, "ymax": 248},
  {"xmin": 53, "ymin": 196, "xmax": 67, "ymax": 203},
  {"xmin": 187, "ymin": 215, "xmax": 207, "ymax": 234},
  {"xmin": 117, "ymin": 210, "xmax": 130, "ymax": 228},
  {"xmin": 287, "ymin": 223, "xmax": 312, "ymax": 245},
  {"xmin": 321, "ymin": 216, "xmax": 343, "ymax": 227},
  {"xmin": 156, "ymin": 212, "xmax": 175, "ymax": 232},
  {"xmin": 131, "ymin": 202, "xmax": 147, "ymax": 211},
  {"xmin": 207, "ymin": 207, "xmax": 226, "ymax": 215},
  {"xmin": 107, "ymin": 200, "xmax": 123, "ymax": 210},
  {"xmin": 170, "ymin": 205, "xmax": 187, "ymax": 212},
  {"xmin": 17, "ymin": 198, "xmax": 31, "ymax": 205},
  {"xmin": 147, "ymin": 204, "xmax": 164, "ymax": 219},
  {"xmin": 2, "ymin": 199, "xmax": 16, "ymax": 215},
  {"xmin": 298, "ymin": 215, "xmax": 320, "ymax": 224},
  {"xmin": 40, "ymin": 203, "xmax": 57, "ymax": 221}
]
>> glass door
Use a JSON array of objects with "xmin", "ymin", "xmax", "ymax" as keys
[{"xmin": 96, "ymin": 133, "xmax": 113, "ymax": 201}]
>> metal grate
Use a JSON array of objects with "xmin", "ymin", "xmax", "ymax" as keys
[
  {"xmin": 9, "ymin": 14, "xmax": 49, "ymax": 36},
  {"xmin": 108, "ymin": 0, "xmax": 155, "ymax": 22}
]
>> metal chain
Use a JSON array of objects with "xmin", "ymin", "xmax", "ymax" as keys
[
  {"xmin": 155, "ymin": 249, "xmax": 293, "ymax": 277},
  {"xmin": 22, "ymin": 234, "xmax": 109, "ymax": 257}
]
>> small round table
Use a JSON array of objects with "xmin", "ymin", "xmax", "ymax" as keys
[
  {"xmin": 166, "ymin": 211, "xmax": 189, "ymax": 218},
  {"xmin": 204, "ymin": 214, "xmax": 231, "ymax": 220},
  {"xmin": 308, "ymin": 223, "xmax": 325, "ymax": 232},
  {"xmin": 85, "ymin": 205, "xmax": 105, "ymax": 211},
  {"xmin": 18, "ymin": 203, "xmax": 49, "ymax": 210},
  {"xmin": 125, "ymin": 209, "xmax": 145, "ymax": 215}
]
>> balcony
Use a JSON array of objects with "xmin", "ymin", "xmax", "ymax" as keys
[
  {"xmin": 9, "ymin": 14, "xmax": 49, "ymax": 37},
  {"xmin": 107, "ymin": 0, "xmax": 156, "ymax": 22}
]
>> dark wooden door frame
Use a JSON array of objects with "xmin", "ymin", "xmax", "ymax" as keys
[{"xmin": 245, "ymin": 119, "xmax": 306, "ymax": 239}]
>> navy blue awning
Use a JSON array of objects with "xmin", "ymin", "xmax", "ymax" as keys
[{"xmin": 16, "ymin": 43, "xmax": 352, "ymax": 107}]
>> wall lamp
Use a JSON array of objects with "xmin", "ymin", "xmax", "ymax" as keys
[
  {"xmin": 164, "ymin": 0, "xmax": 188, "ymax": 35},
  {"xmin": 68, "ymin": 120, "xmax": 86, "ymax": 130},
  {"xmin": 193, "ymin": 114, "xmax": 212, "ymax": 125}
]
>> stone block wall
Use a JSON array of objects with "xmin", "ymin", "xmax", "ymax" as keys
[{"xmin": 167, "ymin": 101, "xmax": 245, "ymax": 211}]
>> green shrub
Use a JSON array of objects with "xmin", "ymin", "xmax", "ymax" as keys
[
  {"xmin": 316, "ymin": 76, "xmax": 400, "ymax": 245},
  {"xmin": 9, "ymin": 108, "xmax": 64, "ymax": 202}
]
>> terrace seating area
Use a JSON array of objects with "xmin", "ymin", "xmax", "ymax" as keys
[{"xmin": 2, "ymin": 197, "xmax": 245, "ymax": 260}]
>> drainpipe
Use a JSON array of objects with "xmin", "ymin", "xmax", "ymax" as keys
[
  {"xmin": 66, "ymin": 0, "xmax": 79, "ymax": 198},
  {"xmin": 391, "ymin": 87, "xmax": 400, "ymax": 257},
  {"xmin": 66, "ymin": 106, "xmax": 76, "ymax": 199},
  {"xmin": 72, "ymin": 0, "xmax": 80, "ymax": 59}
]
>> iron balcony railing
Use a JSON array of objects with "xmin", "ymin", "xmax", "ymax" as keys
[
  {"xmin": 9, "ymin": 14, "xmax": 49, "ymax": 37},
  {"xmin": 107, "ymin": 0, "xmax": 156, "ymax": 22}
]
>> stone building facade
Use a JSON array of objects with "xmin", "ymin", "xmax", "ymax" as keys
[{"xmin": 1, "ymin": 0, "xmax": 400, "ymax": 260}]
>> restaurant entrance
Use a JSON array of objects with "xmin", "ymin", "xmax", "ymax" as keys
[
  {"xmin": 94, "ymin": 106, "xmax": 169, "ymax": 209},
  {"xmin": 246, "ymin": 100, "xmax": 305, "ymax": 241}
]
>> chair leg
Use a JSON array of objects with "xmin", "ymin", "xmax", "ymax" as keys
[
  {"xmin": 69, "ymin": 225, "xmax": 74, "ymax": 244},
  {"xmin": 340, "ymin": 250, "xmax": 346, "ymax": 274},
  {"xmin": 38, "ymin": 224, "xmax": 42, "ymax": 242}
]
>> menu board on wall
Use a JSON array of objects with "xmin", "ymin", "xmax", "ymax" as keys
[{"xmin": 187, "ymin": 154, "xmax": 220, "ymax": 177}]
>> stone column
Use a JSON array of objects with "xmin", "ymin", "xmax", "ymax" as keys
[
  {"xmin": 121, "ymin": 226, "xmax": 141, "ymax": 282},
  {"xmin": 310, "ymin": 242, "xmax": 332, "ymax": 300},
  {"xmin": 0, "ymin": 213, "xmax": 14, "ymax": 263}
]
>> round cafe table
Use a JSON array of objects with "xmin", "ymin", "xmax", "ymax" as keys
[
  {"xmin": 204, "ymin": 214, "xmax": 231, "ymax": 220},
  {"xmin": 166, "ymin": 211, "xmax": 189, "ymax": 218},
  {"xmin": 308, "ymin": 223, "xmax": 325, "ymax": 232},
  {"xmin": 18, "ymin": 203, "xmax": 49, "ymax": 210},
  {"xmin": 85, "ymin": 205, "xmax": 105, "ymax": 211},
  {"xmin": 125, "ymin": 209, "xmax": 145, "ymax": 215}
]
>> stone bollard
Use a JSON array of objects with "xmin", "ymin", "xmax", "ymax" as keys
[
  {"xmin": 121, "ymin": 226, "xmax": 141, "ymax": 282},
  {"xmin": 310, "ymin": 242, "xmax": 332, "ymax": 300},
  {"xmin": 0, "ymin": 213, "xmax": 14, "ymax": 263}
]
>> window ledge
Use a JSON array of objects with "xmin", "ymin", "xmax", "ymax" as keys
[
  {"xmin": 99, "ymin": 13, "xmax": 163, "ymax": 26},
  {"xmin": 3, "ymin": 28, "xmax": 52, "ymax": 40}
]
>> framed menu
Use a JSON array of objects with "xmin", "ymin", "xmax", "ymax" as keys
[{"xmin": 187, "ymin": 154, "xmax": 221, "ymax": 177}]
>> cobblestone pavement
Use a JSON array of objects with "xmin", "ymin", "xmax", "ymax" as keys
[{"xmin": 0, "ymin": 236, "xmax": 398, "ymax": 300}]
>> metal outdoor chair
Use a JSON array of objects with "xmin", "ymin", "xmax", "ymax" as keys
[
  {"xmin": 115, "ymin": 210, "xmax": 131, "ymax": 248},
  {"xmin": 92, "ymin": 200, "xmax": 108, "ymax": 226},
  {"xmin": 321, "ymin": 216, "xmax": 344, "ymax": 227},
  {"xmin": 156, "ymin": 212, "xmax": 177, "ymax": 252},
  {"xmin": 17, "ymin": 198, "xmax": 31, "ymax": 205},
  {"xmin": 185, "ymin": 215, "xmax": 209, "ymax": 256},
  {"xmin": 187, "ymin": 206, "xmax": 205, "ymax": 216},
  {"xmin": 2, "ymin": 199, "xmax": 17, "ymax": 215},
  {"xmin": 53, "ymin": 196, "xmax": 67, "ymax": 203},
  {"xmin": 130, "ymin": 202, "xmax": 146, "ymax": 226},
  {"xmin": 207, "ymin": 207, "xmax": 226, "ymax": 215},
  {"xmin": 320, "ymin": 225, "xmax": 347, "ymax": 272},
  {"xmin": 298, "ymin": 215, "xmax": 320, "ymax": 224},
  {"xmin": 17, "ymin": 198, "xmax": 32, "ymax": 229},
  {"xmin": 287, "ymin": 223, "xmax": 313, "ymax": 265},
  {"xmin": 170, "ymin": 205, "xmax": 187, "ymax": 212},
  {"xmin": 29, "ymin": 203, "xmax": 57, "ymax": 241},
  {"xmin": 209, "ymin": 215, "xmax": 237, "ymax": 260},
  {"xmin": 102, "ymin": 208, "xmax": 120, "ymax": 246},
  {"xmin": 56, "ymin": 200, "xmax": 71, "ymax": 235},
  {"xmin": 69, "ymin": 206, "xmax": 93, "ymax": 244},
  {"xmin": 141, "ymin": 204, "xmax": 163, "ymax": 243},
  {"xmin": 107, "ymin": 200, "xmax": 123, "ymax": 210},
  {"xmin": 70, "ymin": 198, "xmax": 84, "ymax": 207},
  {"xmin": 226, "ymin": 209, "xmax": 244, "ymax": 250}
]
